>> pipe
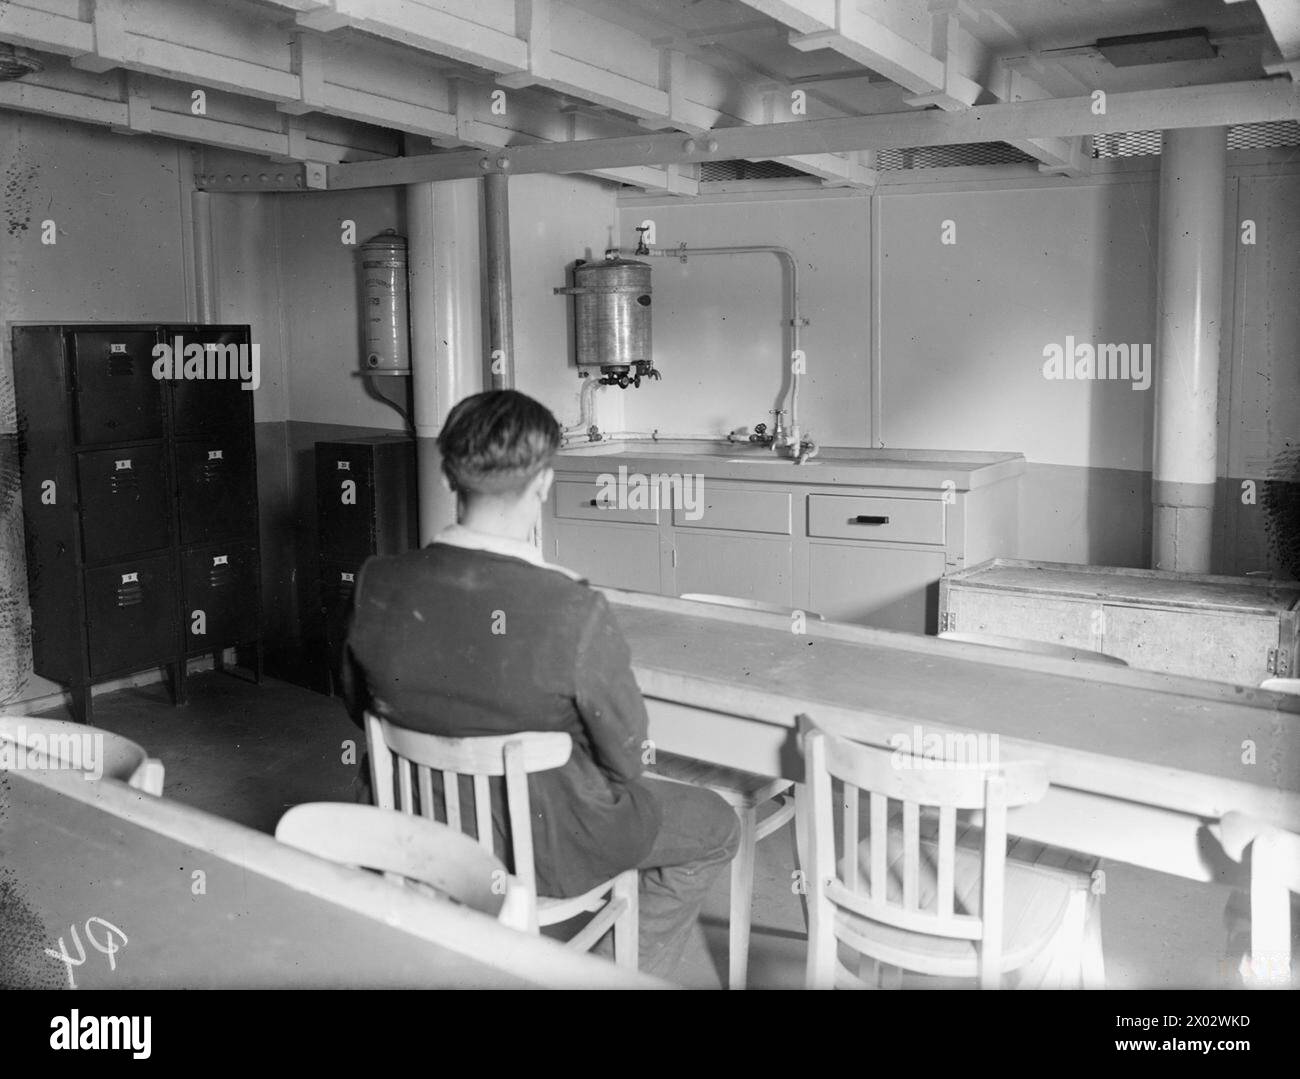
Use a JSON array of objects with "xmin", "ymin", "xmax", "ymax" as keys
[
  {"xmin": 563, "ymin": 431, "xmax": 744, "ymax": 445},
  {"xmin": 1151, "ymin": 127, "xmax": 1227, "ymax": 573},
  {"xmin": 191, "ymin": 190, "xmax": 216, "ymax": 322},
  {"xmin": 643, "ymin": 244, "xmax": 806, "ymax": 445},
  {"xmin": 484, "ymin": 172, "xmax": 515, "ymax": 391},
  {"xmin": 562, "ymin": 375, "xmax": 603, "ymax": 435},
  {"xmin": 407, "ymin": 178, "xmax": 484, "ymax": 542}
]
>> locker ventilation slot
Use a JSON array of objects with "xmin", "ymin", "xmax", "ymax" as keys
[
  {"xmin": 116, "ymin": 581, "xmax": 144, "ymax": 607},
  {"xmin": 109, "ymin": 470, "xmax": 140, "ymax": 496},
  {"xmin": 208, "ymin": 561, "xmax": 234, "ymax": 590}
]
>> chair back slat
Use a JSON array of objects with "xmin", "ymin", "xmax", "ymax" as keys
[
  {"xmin": 901, "ymin": 801, "xmax": 920, "ymax": 910},
  {"xmin": 842, "ymin": 784, "xmax": 859, "ymax": 889},
  {"xmin": 937, "ymin": 806, "xmax": 957, "ymax": 919},
  {"xmin": 397, "ymin": 757, "xmax": 414, "ymax": 813},
  {"xmin": 473, "ymin": 773, "xmax": 494, "ymax": 853},
  {"xmin": 502, "ymin": 741, "xmax": 539, "ymax": 924},
  {"xmin": 376, "ymin": 717, "xmax": 571, "ymax": 774},
  {"xmin": 443, "ymin": 770, "xmax": 462, "ymax": 831},
  {"xmin": 801, "ymin": 719, "xmax": 1051, "ymax": 990},
  {"xmin": 869, "ymin": 792, "xmax": 887, "ymax": 903},
  {"xmin": 417, "ymin": 764, "xmax": 435, "ymax": 819}
]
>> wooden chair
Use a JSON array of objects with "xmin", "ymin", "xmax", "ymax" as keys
[
  {"xmin": 0, "ymin": 714, "xmax": 164, "ymax": 795},
  {"xmin": 939, "ymin": 631, "xmax": 1128, "ymax": 666},
  {"xmin": 646, "ymin": 591, "xmax": 816, "ymax": 989},
  {"xmin": 801, "ymin": 719, "xmax": 1102, "ymax": 989},
  {"xmin": 275, "ymin": 802, "xmax": 530, "ymax": 930},
  {"xmin": 365, "ymin": 712, "xmax": 639, "ymax": 968},
  {"xmin": 1213, "ymin": 811, "xmax": 1300, "ymax": 988}
]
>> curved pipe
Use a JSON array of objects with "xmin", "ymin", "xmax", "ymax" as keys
[
  {"xmin": 643, "ymin": 244, "xmax": 804, "ymax": 442},
  {"xmin": 562, "ymin": 375, "xmax": 601, "ymax": 435}
]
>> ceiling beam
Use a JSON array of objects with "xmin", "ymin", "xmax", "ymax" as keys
[
  {"xmin": 328, "ymin": 79, "xmax": 1299, "ymax": 189},
  {"xmin": 1227, "ymin": 0, "xmax": 1300, "ymax": 80}
]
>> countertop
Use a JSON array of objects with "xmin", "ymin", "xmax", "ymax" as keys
[{"xmin": 554, "ymin": 439, "xmax": 1025, "ymax": 491}]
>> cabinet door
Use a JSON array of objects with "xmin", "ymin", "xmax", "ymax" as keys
[
  {"xmin": 182, "ymin": 542, "xmax": 259, "ymax": 652},
  {"xmin": 175, "ymin": 437, "xmax": 257, "ymax": 544},
  {"xmin": 317, "ymin": 444, "xmax": 377, "ymax": 560},
  {"xmin": 549, "ymin": 520, "xmax": 660, "ymax": 593},
  {"xmin": 167, "ymin": 327, "xmax": 254, "ymax": 435},
  {"xmin": 672, "ymin": 531, "xmax": 794, "ymax": 607},
  {"xmin": 809, "ymin": 542, "xmax": 947, "ymax": 632},
  {"xmin": 85, "ymin": 556, "xmax": 176, "ymax": 676},
  {"xmin": 70, "ymin": 330, "xmax": 164, "ymax": 444},
  {"xmin": 77, "ymin": 445, "xmax": 171, "ymax": 562}
]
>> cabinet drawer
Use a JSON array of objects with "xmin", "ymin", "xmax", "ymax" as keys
[
  {"xmin": 807, "ymin": 494, "xmax": 944, "ymax": 545},
  {"xmin": 553, "ymin": 479, "xmax": 659, "ymax": 524},
  {"xmin": 673, "ymin": 487, "xmax": 791, "ymax": 534}
]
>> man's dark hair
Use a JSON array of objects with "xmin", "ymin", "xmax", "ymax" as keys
[{"xmin": 438, "ymin": 389, "xmax": 561, "ymax": 496}]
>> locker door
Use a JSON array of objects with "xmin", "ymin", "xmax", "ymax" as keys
[
  {"xmin": 182, "ymin": 542, "xmax": 259, "ymax": 651},
  {"xmin": 70, "ymin": 331, "xmax": 164, "ymax": 444},
  {"xmin": 317, "ymin": 445, "xmax": 376, "ymax": 560},
  {"xmin": 85, "ymin": 556, "xmax": 176, "ymax": 676},
  {"xmin": 175, "ymin": 437, "xmax": 256, "ymax": 544},
  {"xmin": 77, "ymin": 446, "xmax": 171, "ymax": 562},
  {"xmin": 168, "ymin": 327, "xmax": 254, "ymax": 435}
]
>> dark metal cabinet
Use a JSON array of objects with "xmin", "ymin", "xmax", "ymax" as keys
[
  {"xmin": 12, "ymin": 322, "xmax": 263, "ymax": 724},
  {"xmin": 315, "ymin": 436, "xmax": 416, "ymax": 693}
]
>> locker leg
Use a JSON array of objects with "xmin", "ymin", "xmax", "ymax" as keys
[
  {"xmin": 170, "ymin": 663, "xmax": 188, "ymax": 706},
  {"xmin": 69, "ymin": 686, "xmax": 90, "ymax": 726},
  {"xmin": 214, "ymin": 649, "xmax": 226, "ymax": 674},
  {"xmin": 252, "ymin": 642, "xmax": 264, "ymax": 685}
]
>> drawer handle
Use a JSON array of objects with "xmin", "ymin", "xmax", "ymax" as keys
[{"xmin": 852, "ymin": 515, "xmax": 891, "ymax": 525}]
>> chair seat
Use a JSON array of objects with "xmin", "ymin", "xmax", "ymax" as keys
[
  {"xmin": 646, "ymin": 750, "xmax": 792, "ymax": 809},
  {"xmin": 835, "ymin": 822, "xmax": 1079, "ymax": 977}
]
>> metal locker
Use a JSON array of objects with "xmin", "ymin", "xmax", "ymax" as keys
[
  {"xmin": 175, "ymin": 437, "xmax": 256, "ymax": 544},
  {"xmin": 182, "ymin": 542, "xmax": 259, "ymax": 652},
  {"xmin": 84, "ymin": 556, "xmax": 177, "ymax": 677},
  {"xmin": 167, "ymin": 326, "xmax": 254, "ymax": 435},
  {"xmin": 316, "ymin": 444, "xmax": 378, "ymax": 560},
  {"xmin": 315, "ymin": 437, "xmax": 416, "ymax": 561},
  {"xmin": 76, "ymin": 445, "xmax": 171, "ymax": 562},
  {"xmin": 70, "ymin": 330, "xmax": 164, "ymax": 444}
]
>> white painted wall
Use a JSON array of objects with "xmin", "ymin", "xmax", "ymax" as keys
[{"xmin": 617, "ymin": 192, "xmax": 870, "ymax": 443}]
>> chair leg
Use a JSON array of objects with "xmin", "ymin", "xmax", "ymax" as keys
[
  {"xmin": 728, "ymin": 806, "xmax": 758, "ymax": 990},
  {"xmin": 613, "ymin": 870, "xmax": 640, "ymax": 971}
]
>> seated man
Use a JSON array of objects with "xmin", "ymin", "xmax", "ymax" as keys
[{"xmin": 342, "ymin": 389, "xmax": 739, "ymax": 981}]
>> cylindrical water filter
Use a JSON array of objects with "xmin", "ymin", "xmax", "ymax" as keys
[{"xmin": 360, "ymin": 229, "xmax": 411, "ymax": 374}]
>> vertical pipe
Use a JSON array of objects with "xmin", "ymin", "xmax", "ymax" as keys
[
  {"xmin": 191, "ymin": 190, "xmax": 216, "ymax": 323},
  {"xmin": 1151, "ymin": 127, "xmax": 1227, "ymax": 573},
  {"xmin": 484, "ymin": 172, "xmax": 515, "ymax": 390},
  {"xmin": 407, "ymin": 179, "xmax": 484, "ymax": 543}
]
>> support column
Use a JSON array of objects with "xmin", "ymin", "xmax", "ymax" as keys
[
  {"xmin": 406, "ymin": 179, "xmax": 483, "ymax": 543},
  {"xmin": 1151, "ymin": 127, "xmax": 1227, "ymax": 573},
  {"xmin": 484, "ymin": 172, "xmax": 515, "ymax": 390}
]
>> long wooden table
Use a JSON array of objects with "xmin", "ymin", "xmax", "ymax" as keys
[
  {"xmin": 0, "ymin": 765, "xmax": 664, "ymax": 989},
  {"xmin": 605, "ymin": 589, "xmax": 1300, "ymax": 883}
]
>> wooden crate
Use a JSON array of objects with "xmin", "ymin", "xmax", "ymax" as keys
[{"xmin": 939, "ymin": 559, "xmax": 1300, "ymax": 687}]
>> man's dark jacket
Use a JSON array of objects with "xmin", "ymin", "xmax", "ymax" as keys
[{"xmin": 342, "ymin": 541, "xmax": 662, "ymax": 898}]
